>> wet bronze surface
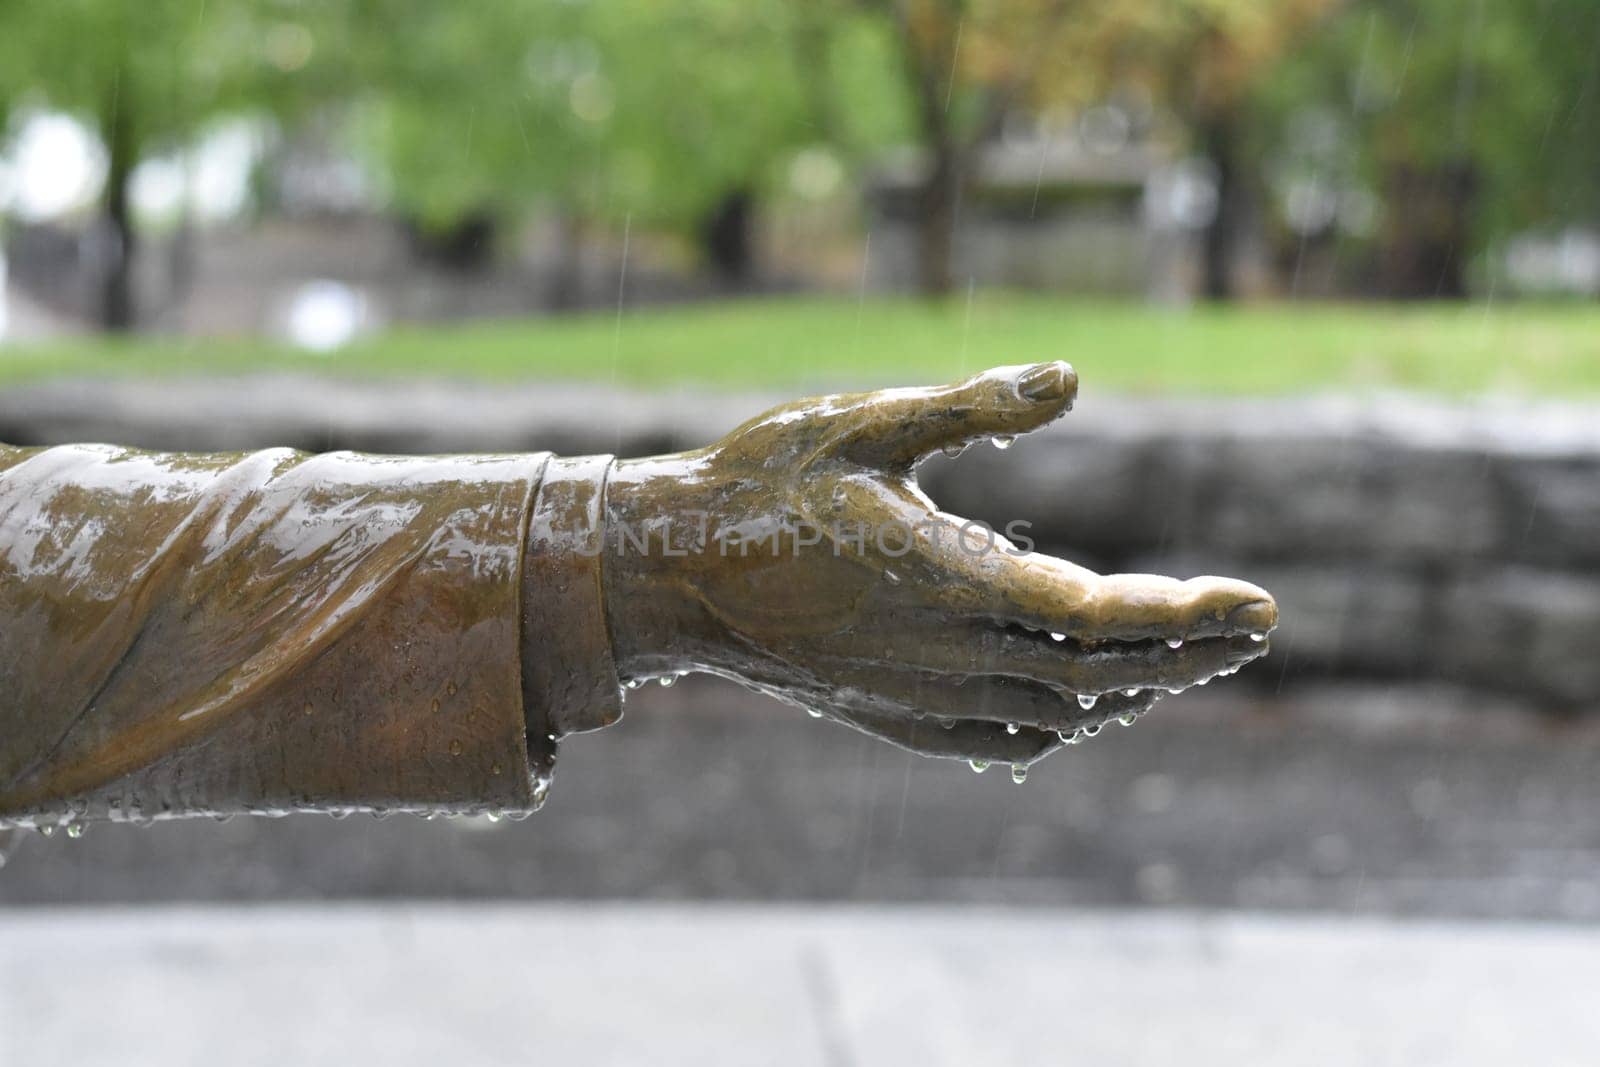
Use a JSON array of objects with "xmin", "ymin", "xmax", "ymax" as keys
[
  {"xmin": 0, "ymin": 447, "xmax": 549, "ymax": 825},
  {"xmin": 0, "ymin": 363, "xmax": 1275, "ymax": 827}
]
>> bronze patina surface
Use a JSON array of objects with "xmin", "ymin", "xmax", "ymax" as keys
[{"xmin": 0, "ymin": 363, "xmax": 1275, "ymax": 827}]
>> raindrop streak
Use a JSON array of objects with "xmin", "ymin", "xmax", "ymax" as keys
[
  {"xmin": 1010, "ymin": 764, "xmax": 1028, "ymax": 785},
  {"xmin": 1077, "ymin": 693, "xmax": 1098, "ymax": 710},
  {"xmin": 992, "ymin": 435, "xmax": 1015, "ymax": 450}
]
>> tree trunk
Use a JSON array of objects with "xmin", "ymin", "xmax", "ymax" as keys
[
  {"xmin": 99, "ymin": 87, "xmax": 138, "ymax": 332},
  {"xmin": 1199, "ymin": 115, "xmax": 1240, "ymax": 302},
  {"xmin": 885, "ymin": 3, "xmax": 963, "ymax": 300},
  {"xmin": 699, "ymin": 188, "xmax": 757, "ymax": 288},
  {"xmin": 1377, "ymin": 162, "xmax": 1476, "ymax": 299},
  {"xmin": 913, "ymin": 142, "xmax": 960, "ymax": 298},
  {"xmin": 546, "ymin": 212, "xmax": 585, "ymax": 312}
]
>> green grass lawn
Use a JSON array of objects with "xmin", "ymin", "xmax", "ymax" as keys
[{"xmin": 4, "ymin": 295, "xmax": 1598, "ymax": 394}]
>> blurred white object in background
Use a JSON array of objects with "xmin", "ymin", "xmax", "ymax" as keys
[
  {"xmin": 0, "ymin": 112, "xmax": 105, "ymax": 222},
  {"xmin": 1505, "ymin": 229, "xmax": 1600, "ymax": 297},
  {"xmin": 280, "ymin": 279, "xmax": 372, "ymax": 353},
  {"xmin": 130, "ymin": 121, "xmax": 262, "ymax": 227},
  {"xmin": 1146, "ymin": 157, "xmax": 1219, "ymax": 232}
]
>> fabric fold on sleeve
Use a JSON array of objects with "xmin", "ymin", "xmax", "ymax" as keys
[{"xmin": 0, "ymin": 444, "xmax": 551, "ymax": 825}]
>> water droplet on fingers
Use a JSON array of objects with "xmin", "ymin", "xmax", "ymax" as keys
[
  {"xmin": 992, "ymin": 435, "xmax": 1015, "ymax": 450},
  {"xmin": 1119, "ymin": 712, "xmax": 1137, "ymax": 726},
  {"xmin": 66, "ymin": 823, "xmax": 85, "ymax": 839},
  {"xmin": 1123, "ymin": 688, "xmax": 1141, "ymax": 697},
  {"xmin": 1077, "ymin": 693, "xmax": 1098, "ymax": 710},
  {"xmin": 1005, "ymin": 722, "xmax": 1020, "ymax": 735},
  {"xmin": 1050, "ymin": 632, "xmax": 1066, "ymax": 642},
  {"xmin": 1010, "ymin": 764, "xmax": 1028, "ymax": 784},
  {"xmin": 1165, "ymin": 637, "xmax": 1184, "ymax": 650},
  {"xmin": 969, "ymin": 759, "xmax": 990, "ymax": 773},
  {"xmin": 1250, "ymin": 632, "xmax": 1267, "ymax": 643}
]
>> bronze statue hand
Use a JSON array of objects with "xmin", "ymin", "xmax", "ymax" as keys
[{"xmin": 602, "ymin": 362, "xmax": 1277, "ymax": 774}]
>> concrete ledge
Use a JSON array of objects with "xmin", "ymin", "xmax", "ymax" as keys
[{"xmin": 3, "ymin": 904, "xmax": 1597, "ymax": 1066}]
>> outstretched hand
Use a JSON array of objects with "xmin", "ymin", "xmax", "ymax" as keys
[{"xmin": 602, "ymin": 363, "xmax": 1277, "ymax": 775}]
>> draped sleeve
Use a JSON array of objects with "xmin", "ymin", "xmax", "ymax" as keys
[{"xmin": 0, "ymin": 442, "xmax": 610, "ymax": 826}]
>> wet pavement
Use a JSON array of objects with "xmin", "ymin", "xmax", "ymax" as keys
[{"xmin": 5, "ymin": 677, "xmax": 1599, "ymax": 922}]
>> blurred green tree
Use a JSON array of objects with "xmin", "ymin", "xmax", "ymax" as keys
[
  {"xmin": 838, "ymin": 0, "xmax": 1336, "ymax": 298},
  {"xmin": 1067, "ymin": 0, "xmax": 1339, "ymax": 299},
  {"xmin": 1259, "ymin": 0, "xmax": 1600, "ymax": 297},
  {"xmin": 0, "ymin": 0, "xmax": 311, "ymax": 329},
  {"xmin": 339, "ymin": 0, "xmax": 823, "ymax": 291}
]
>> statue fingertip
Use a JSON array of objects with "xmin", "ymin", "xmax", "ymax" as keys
[{"xmin": 1016, "ymin": 361, "xmax": 1078, "ymax": 404}]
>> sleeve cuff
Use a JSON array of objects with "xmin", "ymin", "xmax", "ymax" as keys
[{"xmin": 520, "ymin": 454, "xmax": 623, "ymax": 771}]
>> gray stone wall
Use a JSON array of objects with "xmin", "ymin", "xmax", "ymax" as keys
[
  {"xmin": 919, "ymin": 396, "xmax": 1600, "ymax": 708},
  {"xmin": 3, "ymin": 379, "xmax": 1596, "ymax": 709}
]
